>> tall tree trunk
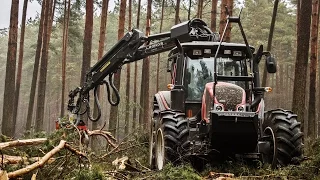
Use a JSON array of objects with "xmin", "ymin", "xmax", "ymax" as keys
[
  {"xmin": 80, "ymin": 0, "xmax": 94, "ymax": 86},
  {"xmin": 13, "ymin": 0, "xmax": 28, "ymax": 135},
  {"xmin": 35, "ymin": 0, "xmax": 53, "ymax": 132},
  {"xmin": 308, "ymin": 0, "xmax": 319, "ymax": 139},
  {"xmin": 262, "ymin": 0, "xmax": 279, "ymax": 87},
  {"xmin": 109, "ymin": 0, "xmax": 126, "ymax": 136},
  {"xmin": 292, "ymin": 0, "xmax": 312, "ymax": 133},
  {"xmin": 220, "ymin": 0, "xmax": 232, "ymax": 42},
  {"xmin": 125, "ymin": 0, "xmax": 132, "ymax": 135},
  {"xmin": 156, "ymin": 0, "xmax": 165, "ymax": 92},
  {"xmin": 219, "ymin": 0, "xmax": 228, "ymax": 40},
  {"xmin": 188, "ymin": 0, "xmax": 191, "ymax": 20},
  {"xmin": 26, "ymin": 0, "xmax": 47, "ymax": 131},
  {"xmin": 133, "ymin": 0, "xmax": 141, "ymax": 130},
  {"xmin": 297, "ymin": 0, "xmax": 301, "ymax": 37},
  {"xmin": 142, "ymin": 0, "xmax": 152, "ymax": 129},
  {"xmin": 200, "ymin": 0, "xmax": 204, "ymax": 18},
  {"xmin": 2, "ymin": 0, "xmax": 19, "ymax": 137},
  {"xmin": 46, "ymin": 0, "xmax": 55, "ymax": 47},
  {"xmin": 197, "ymin": 0, "xmax": 203, "ymax": 18},
  {"xmin": 225, "ymin": 0, "xmax": 233, "ymax": 42},
  {"xmin": 78, "ymin": 0, "xmax": 93, "ymax": 133},
  {"xmin": 60, "ymin": 0, "xmax": 70, "ymax": 118},
  {"xmin": 175, "ymin": 0, "xmax": 180, "ymax": 24},
  {"xmin": 44, "ymin": 0, "xmax": 56, "ymax": 132},
  {"xmin": 93, "ymin": 0, "xmax": 109, "ymax": 130},
  {"xmin": 97, "ymin": 0, "xmax": 109, "ymax": 60},
  {"xmin": 210, "ymin": 0, "xmax": 217, "ymax": 32}
]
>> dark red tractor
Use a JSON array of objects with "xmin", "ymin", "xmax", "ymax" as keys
[{"xmin": 67, "ymin": 12, "xmax": 303, "ymax": 171}]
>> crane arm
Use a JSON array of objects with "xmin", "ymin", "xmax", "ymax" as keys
[{"xmin": 67, "ymin": 19, "xmax": 218, "ymax": 122}]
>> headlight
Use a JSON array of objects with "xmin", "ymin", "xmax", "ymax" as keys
[
  {"xmin": 214, "ymin": 104, "xmax": 224, "ymax": 111},
  {"xmin": 237, "ymin": 105, "xmax": 246, "ymax": 112}
]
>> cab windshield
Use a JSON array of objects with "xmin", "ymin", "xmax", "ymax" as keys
[{"xmin": 186, "ymin": 57, "xmax": 244, "ymax": 100}]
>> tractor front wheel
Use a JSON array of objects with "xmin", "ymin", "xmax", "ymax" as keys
[
  {"xmin": 263, "ymin": 109, "xmax": 303, "ymax": 168},
  {"xmin": 153, "ymin": 111, "xmax": 188, "ymax": 170},
  {"xmin": 149, "ymin": 100, "xmax": 160, "ymax": 169}
]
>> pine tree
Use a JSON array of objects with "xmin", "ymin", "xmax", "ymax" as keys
[
  {"xmin": 211, "ymin": 0, "xmax": 218, "ymax": 32},
  {"xmin": 133, "ymin": 0, "xmax": 141, "ymax": 129},
  {"xmin": 92, "ymin": 0, "xmax": 109, "ymax": 130},
  {"xmin": 308, "ymin": 0, "xmax": 319, "ymax": 139},
  {"xmin": 125, "ymin": 0, "xmax": 132, "ymax": 135},
  {"xmin": 80, "ymin": 0, "xmax": 94, "ymax": 86},
  {"xmin": 143, "ymin": 0, "xmax": 152, "ymax": 129},
  {"xmin": 261, "ymin": 0, "xmax": 280, "ymax": 87},
  {"xmin": 2, "ymin": 0, "xmax": 19, "ymax": 137},
  {"xmin": 35, "ymin": 0, "xmax": 53, "ymax": 132},
  {"xmin": 219, "ymin": 0, "xmax": 228, "ymax": 39},
  {"xmin": 13, "ymin": 0, "xmax": 28, "ymax": 135},
  {"xmin": 26, "ymin": 0, "xmax": 47, "ymax": 131},
  {"xmin": 61, "ymin": 0, "xmax": 70, "ymax": 118},
  {"xmin": 175, "ymin": 0, "xmax": 180, "ymax": 24},
  {"xmin": 292, "ymin": 0, "xmax": 312, "ymax": 133},
  {"xmin": 156, "ymin": 0, "xmax": 165, "ymax": 92},
  {"xmin": 109, "ymin": 0, "xmax": 126, "ymax": 136},
  {"xmin": 225, "ymin": 0, "xmax": 233, "ymax": 42}
]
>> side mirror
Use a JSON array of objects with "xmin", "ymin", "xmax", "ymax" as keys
[{"xmin": 266, "ymin": 56, "xmax": 277, "ymax": 73}]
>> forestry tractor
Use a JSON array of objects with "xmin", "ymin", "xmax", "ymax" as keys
[{"xmin": 67, "ymin": 12, "xmax": 303, "ymax": 170}]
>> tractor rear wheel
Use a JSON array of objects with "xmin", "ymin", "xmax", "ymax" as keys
[
  {"xmin": 263, "ymin": 109, "xmax": 303, "ymax": 168},
  {"xmin": 153, "ymin": 110, "xmax": 188, "ymax": 170}
]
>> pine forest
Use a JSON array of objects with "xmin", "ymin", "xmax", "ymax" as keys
[{"xmin": 0, "ymin": 0, "xmax": 319, "ymax": 179}]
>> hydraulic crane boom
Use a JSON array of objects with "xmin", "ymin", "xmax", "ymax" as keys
[{"xmin": 67, "ymin": 19, "xmax": 219, "ymax": 122}]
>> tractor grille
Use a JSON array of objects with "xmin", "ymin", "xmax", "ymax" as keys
[{"xmin": 215, "ymin": 84, "xmax": 244, "ymax": 111}]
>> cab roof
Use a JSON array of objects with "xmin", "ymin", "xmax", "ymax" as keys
[{"xmin": 170, "ymin": 41, "xmax": 255, "ymax": 57}]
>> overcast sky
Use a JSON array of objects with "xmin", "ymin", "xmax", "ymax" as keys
[
  {"xmin": 0, "ymin": 0, "xmax": 122, "ymax": 29},
  {"xmin": 0, "ymin": 1, "xmax": 41, "ymax": 29}
]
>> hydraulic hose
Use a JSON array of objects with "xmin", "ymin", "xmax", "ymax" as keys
[
  {"xmin": 87, "ymin": 86, "xmax": 102, "ymax": 122},
  {"xmin": 104, "ymin": 73, "xmax": 120, "ymax": 106}
]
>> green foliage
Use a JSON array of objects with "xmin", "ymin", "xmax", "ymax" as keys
[
  {"xmin": 71, "ymin": 166, "xmax": 104, "ymax": 180},
  {"xmin": 153, "ymin": 163, "xmax": 202, "ymax": 180},
  {"xmin": 231, "ymin": 0, "xmax": 296, "ymax": 63}
]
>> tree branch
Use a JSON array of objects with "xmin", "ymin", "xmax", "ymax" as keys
[{"xmin": 0, "ymin": 138, "xmax": 47, "ymax": 150}]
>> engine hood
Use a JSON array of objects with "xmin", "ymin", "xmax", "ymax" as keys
[{"xmin": 201, "ymin": 82, "xmax": 246, "ymax": 122}]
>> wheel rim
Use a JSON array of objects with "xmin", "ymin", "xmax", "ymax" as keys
[
  {"xmin": 149, "ymin": 121, "xmax": 155, "ymax": 167},
  {"xmin": 264, "ymin": 127, "xmax": 277, "ymax": 168},
  {"xmin": 156, "ymin": 128, "xmax": 165, "ymax": 170}
]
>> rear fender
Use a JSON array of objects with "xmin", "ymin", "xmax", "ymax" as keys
[{"xmin": 154, "ymin": 91, "xmax": 171, "ymax": 112}]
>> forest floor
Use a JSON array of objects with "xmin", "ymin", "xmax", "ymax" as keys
[{"xmin": 0, "ymin": 127, "xmax": 319, "ymax": 180}]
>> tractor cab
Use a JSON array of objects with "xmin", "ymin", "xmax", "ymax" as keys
[{"xmin": 168, "ymin": 42, "xmax": 254, "ymax": 119}]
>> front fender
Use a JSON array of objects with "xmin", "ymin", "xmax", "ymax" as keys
[{"xmin": 154, "ymin": 91, "xmax": 171, "ymax": 112}]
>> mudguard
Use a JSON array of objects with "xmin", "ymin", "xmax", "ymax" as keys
[{"xmin": 154, "ymin": 91, "xmax": 171, "ymax": 111}]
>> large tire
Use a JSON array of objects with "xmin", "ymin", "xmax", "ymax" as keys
[
  {"xmin": 180, "ymin": 117, "xmax": 205, "ymax": 172},
  {"xmin": 154, "ymin": 110, "xmax": 188, "ymax": 170},
  {"xmin": 263, "ymin": 109, "xmax": 303, "ymax": 167},
  {"xmin": 149, "ymin": 99, "xmax": 160, "ymax": 169}
]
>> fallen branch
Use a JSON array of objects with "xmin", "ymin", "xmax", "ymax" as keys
[
  {"xmin": 100, "ymin": 130, "xmax": 141, "ymax": 158},
  {"xmin": 5, "ymin": 140, "xmax": 92, "ymax": 178},
  {"xmin": 64, "ymin": 143, "xmax": 88, "ymax": 160},
  {"xmin": 0, "ymin": 138, "xmax": 47, "ymax": 150},
  {"xmin": 7, "ymin": 140, "xmax": 66, "ymax": 178},
  {"xmin": 1, "ymin": 155, "xmax": 54, "ymax": 165},
  {"xmin": 101, "ymin": 142, "xmax": 147, "ymax": 158},
  {"xmin": 134, "ymin": 159, "xmax": 151, "ymax": 172},
  {"xmin": 87, "ymin": 130, "xmax": 117, "ymax": 148}
]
